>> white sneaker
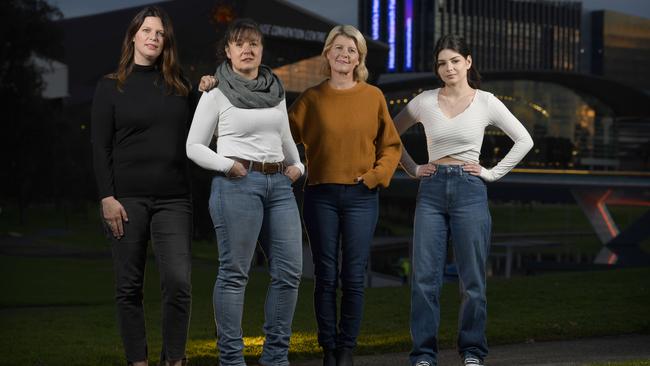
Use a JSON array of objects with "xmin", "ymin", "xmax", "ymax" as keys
[
  {"xmin": 463, "ymin": 356, "xmax": 484, "ymax": 366},
  {"xmin": 415, "ymin": 361, "xmax": 432, "ymax": 366}
]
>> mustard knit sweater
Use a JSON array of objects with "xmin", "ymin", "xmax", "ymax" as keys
[{"xmin": 288, "ymin": 80, "xmax": 402, "ymax": 189}]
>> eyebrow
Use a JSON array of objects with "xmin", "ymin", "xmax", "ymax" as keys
[{"xmin": 437, "ymin": 56, "xmax": 462, "ymax": 62}]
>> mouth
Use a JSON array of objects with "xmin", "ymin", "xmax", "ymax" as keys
[{"xmin": 145, "ymin": 44, "xmax": 158, "ymax": 50}]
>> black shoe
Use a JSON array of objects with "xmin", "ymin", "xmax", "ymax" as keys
[
  {"xmin": 323, "ymin": 349, "xmax": 336, "ymax": 366},
  {"xmin": 336, "ymin": 347, "xmax": 354, "ymax": 366}
]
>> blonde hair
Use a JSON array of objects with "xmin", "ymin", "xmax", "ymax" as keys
[{"xmin": 321, "ymin": 25, "xmax": 368, "ymax": 82}]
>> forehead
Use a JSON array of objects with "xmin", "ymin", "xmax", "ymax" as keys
[
  {"xmin": 228, "ymin": 28, "xmax": 262, "ymax": 43},
  {"xmin": 140, "ymin": 16, "xmax": 163, "ymax": 30},
  {"xmin": 332, "ymin": 35, "xmax": 357, "ymax": 48},
  {"xmin": 437, "ymin": 48, "xmax": 464, "ymax": 61}
]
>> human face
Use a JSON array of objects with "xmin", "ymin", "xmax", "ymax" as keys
[
  {"xmin": 326, "ymin": 35, "xmax": 360, "ymax": 78},
  {"xmin": 133, "ymin": 16, "xmax": 165, "ymax": 65},
  {"xmin": 436, "ymin": 49, "xmax": 472, "ymax": 86},
  {"xmin": 225, "ymin": 34, "xmax": 263, "ymax": 79}
]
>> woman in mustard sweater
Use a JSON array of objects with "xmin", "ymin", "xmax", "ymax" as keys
[{"xmin": 288, "ymin": 25, "xmax": 402, "ymax": 366}]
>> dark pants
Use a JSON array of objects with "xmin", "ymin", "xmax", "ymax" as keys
[
  {"xmin": 303, "ymin": 183, "xmax": 378, "ymax": 351},
  {"xmin": 107, "ymin": 196, "xmax": 193, "ymax": 364}
]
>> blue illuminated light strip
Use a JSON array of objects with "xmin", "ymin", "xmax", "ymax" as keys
[
  {"xmin": 371, "ymin": 0, "xmax": 380, "ymax": 40},
  {"xmin": 404, "ymin": 0, "xmax": 413, "ymax": 71},
  {"xmin": 388, "ymin": 0, "xmax": 396, "ymax": 71}
]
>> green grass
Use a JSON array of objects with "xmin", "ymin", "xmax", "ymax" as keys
[
  {"xmin": 1, "ymin": 202, "xmax": 649, "ymax": 364},
  {"xmin": 1, "ymin": 253, "xmax": 649, "ymax": 365}
]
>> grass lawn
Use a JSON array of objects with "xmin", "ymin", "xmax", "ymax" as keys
[
  {"xmin": 1, "ymin": 202, "xmax": 649, "ymax": 365},
  {"xmin": 0, "ymin": 253, "xmax": 648, "ymax": 365}
]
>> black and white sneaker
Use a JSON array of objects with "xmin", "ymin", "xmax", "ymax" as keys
[
  {"xmin": 463, "ymin": 356, "xmax": 484, "ymax": 366},
  {"xmin": 415, "ymin": 361, "xmax": 432, "ymax": 366}
]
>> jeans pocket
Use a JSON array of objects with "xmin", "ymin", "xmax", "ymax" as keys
[
  {"xmin": 283, "ymin": 173, "xmax": 294, "ymax": 185},
  {"xmin": 464, "ymin": 174, "xmax": 485, "ymax": 186}
]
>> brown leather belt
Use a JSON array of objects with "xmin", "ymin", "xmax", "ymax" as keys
[{"xmin": 229, "ymin": 157, "xmax": 284, "ymax": 174}]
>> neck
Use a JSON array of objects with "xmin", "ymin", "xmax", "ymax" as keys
[
  {"xmin": 442, "ymin": 81, "xmax": 473, "ymax": 97},
  {"xmin": 328, "ymin": 72, "xmax": 356, "ymax": 90},
  {"xmin": 134, "ymin": 54, "xmax": 156, "ymax": 66}
]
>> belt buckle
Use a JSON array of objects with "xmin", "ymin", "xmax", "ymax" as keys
[{"xmin": 262, "ymin": 161, "xmax": 275, "ymax": 174}]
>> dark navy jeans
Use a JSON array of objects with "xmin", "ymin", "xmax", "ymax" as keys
[
  {"xmin": 409, "ymin": 165, "xmax": 492, "ymax": 366},
  {"xmin": 303, "ymin": 183, "xmax": 378, "ymax": 351}
]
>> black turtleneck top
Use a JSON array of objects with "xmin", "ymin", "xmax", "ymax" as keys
[{"xmin": 91, "ymin": 64, "xmax": 195, "ymax": 199}]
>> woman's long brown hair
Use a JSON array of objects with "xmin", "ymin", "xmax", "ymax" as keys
[{"xmin": 112, "ymin": 6, "xmax": 189, "ymax": 96}]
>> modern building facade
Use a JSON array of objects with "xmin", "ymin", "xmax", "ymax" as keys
[
  {"xmin": 359, "ymin": 0, "xmax": 582, "ymax": 73},
  {"xmin": 59, "ymin": 0, "xmax": 389, "ymax": 105},
  {"xmin": 589, "ymin": 10, "xmax": 650, "ymax": 93}
]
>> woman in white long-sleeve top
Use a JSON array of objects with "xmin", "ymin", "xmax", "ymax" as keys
[
  {"xmin": 185, "ymin": 18, "xmax": 304, "ymax": 366},
  {"xmin": 393, "ymin": 34, "xmax": 534, "ymax": 366}
]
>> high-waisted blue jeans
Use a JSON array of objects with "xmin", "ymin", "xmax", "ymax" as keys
[
  {"xmin": 303, "ymin": 183, "xmax": 379, "ymax": 351},
  {"xmin": 409, "ymin": 165, "xmax": 492, "ymax": 365},
  {"xmin": 208, "ymin": 172, "xmax": 302, "ymax": 366}
]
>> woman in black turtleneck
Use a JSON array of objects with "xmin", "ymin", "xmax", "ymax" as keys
[{"xmin": 91, "ymin": 6, "xmax": 213, "ymax": 366}]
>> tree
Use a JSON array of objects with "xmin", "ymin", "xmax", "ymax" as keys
[{"xmin": 0, "ymin": 0, "xmax": 63, "ymax": 220}]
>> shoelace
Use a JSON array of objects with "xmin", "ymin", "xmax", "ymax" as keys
[
  {"xmin": 415, "ymin": 361, "xmax": 431, "ymax": 366},
  {"xmin": 464, "ymin": 357, "xmax": 483, "ymax": 366}
]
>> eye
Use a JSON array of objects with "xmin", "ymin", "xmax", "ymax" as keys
[{"xmin": 349, "ymin": 48, "xmax": 357, "ymax": 54}]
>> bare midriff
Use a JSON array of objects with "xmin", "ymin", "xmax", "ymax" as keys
[{"xmin": 431, "ymin": 156, "xmax": 465, "ymax": 165}]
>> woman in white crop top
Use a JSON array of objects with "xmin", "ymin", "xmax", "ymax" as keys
[{"xmin": 393, "ymin": 34, "xmax": 533, "ymax": 366}]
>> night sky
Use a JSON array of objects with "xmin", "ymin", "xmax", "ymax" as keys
[{"xmin": 47, "ymin": 0, "xmax": 650, "ymax": 23}]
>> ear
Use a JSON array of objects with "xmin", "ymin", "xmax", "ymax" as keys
[
  {"xmin": 466, "ymin": 55, "xmax": 473, "ymax": 69},
  {"xmin": 225, "ymin": 45, "xmax": 232, "ymax": 60}
]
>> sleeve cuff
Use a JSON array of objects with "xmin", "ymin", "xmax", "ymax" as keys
[
  {"xmin": 478, "ymin": 167, "xmax": 497, "ymax": 182},
  {"xmin": 361, "ymin": 171, "xmax": 381, "ymax": 189},
  {"xmin": 292, "ymin": 162, "xmax": 305, "ymax": 175}
]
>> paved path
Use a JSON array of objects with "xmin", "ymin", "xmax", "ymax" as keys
[{"xmin": 293, "ymin": 334, "xmax": 650, "ymax": 365}]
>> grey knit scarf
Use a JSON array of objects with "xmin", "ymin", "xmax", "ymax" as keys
[{"xmin": 215, "ymin": 62, "xmax": 285, "ymax": 109}]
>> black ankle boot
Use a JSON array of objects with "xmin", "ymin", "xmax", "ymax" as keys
[
  {"xmin": 336, "ymin": 347, "xmax": 353, "ymax": 366},
  {"xmin": 323, "ymin": 349, "xmax": 336, "ymax": 366}
]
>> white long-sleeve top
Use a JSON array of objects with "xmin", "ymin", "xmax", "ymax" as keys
[
  {"xmin": 393, "ymin": 88, "xmax": 533, "ymax": 182},
  {"xmin": 186, "ymin": 88, "xmax": 304, "ymax": 174}
]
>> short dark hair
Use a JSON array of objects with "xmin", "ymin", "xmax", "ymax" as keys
[
  {"xmin": 216, "ymin": 18, "xmax": 264, "ymax": 63},
  {"xmin": 433, "ymin": 34, "xmax": 481, "ymax": 89}
]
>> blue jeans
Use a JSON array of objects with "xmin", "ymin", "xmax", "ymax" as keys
[
  {"xmin": 208, "ymin": 172, "xmax": 302, "ymax": 366},
  {"xmin": 409, "ymin": 165, "xmax": 491, "ymax": 365},
  {"xmin": 303, "ymin": 183, "xmax": 379, "ymax": 351}
]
